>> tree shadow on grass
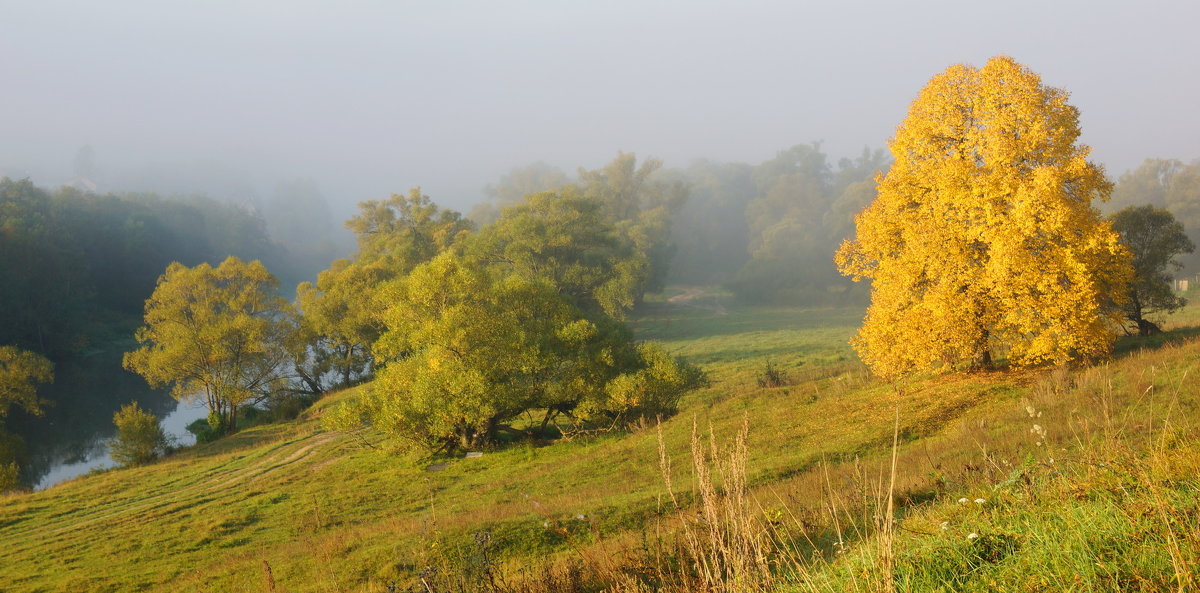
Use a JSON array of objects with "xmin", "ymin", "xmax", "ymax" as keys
[{"xmin": 1113, "ymin": 325, "xmax": 1200, "ymax": 359}]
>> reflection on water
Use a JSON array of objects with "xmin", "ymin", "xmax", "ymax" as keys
[
  {"xmin": 32, "ymin": 401, "xmax": 207, "ymax": 490},
  {"xmin": 5, "ymin": 346, "xmax": 208, "ymax": 490}
]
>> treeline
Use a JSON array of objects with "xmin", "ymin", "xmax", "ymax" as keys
[
  {"xmin": 473, "ymin": 145, "xmax": 891, "ymax": 305},
  {"xmin": 123, "ymin": 156, "xmax": 705, "ymax": 455},
  {"xmin": 476, "ymin": 150, "xmax": 1200, "ymax": 309},
  {"xmin": 0, "ymin": 178, "xmax": 295, "ymax": 357},
  {"xmin": 1, "ymin": 177, "xmax": 328, "ymax": 488}
]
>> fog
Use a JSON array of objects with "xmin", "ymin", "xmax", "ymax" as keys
[{"xmin": 2, "ymin": 0, "xmax": 1198, "ymax": 219}]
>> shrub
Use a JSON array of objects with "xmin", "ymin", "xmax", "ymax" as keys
[
  {"xmin": 756, "ymin": 359, "xmax": 788, "ymax": 388},
  {"xmin": 0, "ymin": 461, "xmax": 18, "ymax": 493},
  {"xmin": 110, "ymin": 401, "xmax": 168, "ymax": 467},
  {"xmin": 187, "ymin": 413, "xmax": 222, "ymax": 444}
]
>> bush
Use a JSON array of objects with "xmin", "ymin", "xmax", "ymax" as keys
[
  {"xmin": 756, "ymin": 359, "xmax": 788, "ymax": 388},
  {"xmin": 187, "ymin": 413, "xmax": 222, "ymax": 444},
  {"xmin": 110, "ymin": 401, "xmax": 168, "ymax": 467},
  {"xmin": 0, "ymin": 461, "xmax": 19, "ymax": 493}
]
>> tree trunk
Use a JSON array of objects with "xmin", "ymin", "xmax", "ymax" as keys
[
  {"xmin": 539, "ymin": 409, "xmax": 559, "ymax": 434},
  {"xmin": 971, "ymin": 328, "xmax": 993, "ymax": 370}
]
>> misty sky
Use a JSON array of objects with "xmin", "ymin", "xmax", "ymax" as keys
[{"xmin": 2, "ymin": 0, "xmax": 1198, "ymax": 215}]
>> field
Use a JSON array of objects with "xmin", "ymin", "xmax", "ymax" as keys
[{"xmin": 2, "ymin": 291, "xmax": 1199, "ymax": 592}]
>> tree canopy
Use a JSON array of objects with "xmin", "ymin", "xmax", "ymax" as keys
[
  {"xmin": 466, "ymin": 189, "xmax": 647, "ymax": 319},
  {"xmin": 293, "ymin": 257, "xmax": 391, "ymax": 390},
  {"xmin": 325, "ymin": 250, "xmax": 703, "ymax": 453},
  {"xmin": 836, "ymin": 56, "xmax": 1133, "ymax": 378},
  {"xmin": 0, "ymin": 346, "xmax": 54, "ymax": 419},
  {"xmin": 123, "ymin": 257, "xmax": 294, "ymax": 433},
  {"xmin": 346, "ymin": 187, "xmax": 473, "ymax": 271},
  {"xmin": 0, "ymin": 345, "xmax": 53, "ymax": 491}
]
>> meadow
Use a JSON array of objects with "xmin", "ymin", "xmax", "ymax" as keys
[{"xmin": 2, "ymin": 290, "xmax": 1198, "ymax": 592}]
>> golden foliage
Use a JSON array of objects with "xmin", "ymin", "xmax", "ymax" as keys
[{"xmin": 836, "ymin": 56, "xmax": 1133, "ymax": 378}]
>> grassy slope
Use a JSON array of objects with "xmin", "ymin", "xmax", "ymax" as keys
[{"xmin": 2, "ymin": 293, "xmax": 1199, "ymax": 592}]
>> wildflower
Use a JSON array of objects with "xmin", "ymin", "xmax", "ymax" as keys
[
  {"xmin": 974, "ymin": 498, "xmax": 987, "ymax": 505},
  {"xmin": 940, "ymin": 521, "xmax": 949, "ymax": 530},
  {"xmin": 958, "ymin": 497, "xmax": 969, "ymax": 504},
  {"xmin": 967, "ymin": 533, "xmax": 979, "ymax": 540},
  {"xmin": 1025, "ymin": 405, "xmax": 1037, "ymax": 418}
]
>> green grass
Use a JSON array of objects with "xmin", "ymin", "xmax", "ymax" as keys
[{"xmin": 2, "ymin": 295, "xmax": 1199, "ymax": 592}]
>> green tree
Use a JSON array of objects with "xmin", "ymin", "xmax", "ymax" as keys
[
  {"xmin": 293, "ymin": 258, "xmax": 391, "ymax": 390},
  {"xmin": 326, "ymin": 252, "xmax": 701, "ymax": 452},
  {"xmin": 110, "ymin": 401, "xmax": 168, "ymax": 467},
  {"xmin": 0, "ymin": 346, "xmax": 54, "ymax": 419},
  {"xmin": 1109, "ymin": 158, "xmax": 1200, "ymax": 271},
  {"xmin": 729, "ymin": 144, "xmax": 885, "ymax": 305},
  {"xmin": 0, "ymin": 346, "xmax": 53, "ymax": 491},
  {"xmin": 293, "ymin": 190, "xmax": 469, "ymax": 391},
  {"xmin": 1110, "ymin": 205, "xmax": 1196, "ymax": 335},
  {"xmin": 467, "ymin": 189, "xmax": 647, "ymax": 319},
  {"xmin": 346, "ymin": 187, "xmax": 473, "ymax": 270},
  {"xmin": 470, "ymin": 162, "xmax": 571, "ymax": 225},
  {"xmin": 123, "ymin": 257, "xmax": 294, "ymax": 434},
  {"xmin": 576, "ymin": 153, "xmax": 687, "ymax": 295},
  {"xmin": 836, "ymin": 56, "xmax": 1133, "ymax": 378}
]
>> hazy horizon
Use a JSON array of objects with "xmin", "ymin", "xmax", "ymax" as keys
[{"xmin": 3, "ymin": 0, "xmax": 1198, "ymax": 217}]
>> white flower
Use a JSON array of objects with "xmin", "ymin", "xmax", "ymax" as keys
[
  {"xmin": 974, "ymin": 498, "xmax": 987, "ymax": 505},
  {"xmin": 940, "ymin": 521, "xmax": 949, "ymax": 530},
  {"xmin": 958, "ymin": 497, "xmax": 969, "ymax": 504},
  {"xmin": 1025, "ymin": 405, "xmax": 1037, "ymax": 418},
  {"xmin": 967, "ymin": 532, "xmax": 979, "ymax": 540}
]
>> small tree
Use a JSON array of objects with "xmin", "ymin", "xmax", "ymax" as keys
[
  {"xmin": 1110, "ymin": 205, "xmax": 1196, "ymax": 335},
  {"xmin": 110, "ymin": 402, "xmax": 168, "ymax": 467}
]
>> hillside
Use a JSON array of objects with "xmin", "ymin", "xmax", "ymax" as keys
[{"xmin": 2, "ymin": 292, "xmax": 1199, "ymax": 592}]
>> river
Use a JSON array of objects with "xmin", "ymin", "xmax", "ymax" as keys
[{"xmin": 6, "ymin": 346, "xmax": 208, "ymax": 491}]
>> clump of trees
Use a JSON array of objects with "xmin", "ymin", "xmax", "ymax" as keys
[
  {"xmin": 331, "ymin": 252, "xmax": 701, "ymax": 452},
  {"xmin": 836, "ymin": 56, "xmax": 1134, "ymax": 378},
  {"xmin": 473, "ymin": 149, "xmax": 889, "ymax": 307},
  {"xmin": 324, "ymin": 184, "xmax": 704, "ymax": 453},
  {"xmin": 119, "ymin": 177, "xmax": 703, "ymax": 454},
  {"xmin": 0, "ymin": 178, "xmax": 292, "ymax": 358}
]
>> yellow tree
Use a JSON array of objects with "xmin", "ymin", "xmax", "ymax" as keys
[{"xmin": 836, "ymin": 56, "xmax": 1132, "ymax": 378}]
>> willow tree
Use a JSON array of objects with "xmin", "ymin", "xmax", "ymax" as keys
[
  {"xmin": 836, "ymin": 56, "xmax": 1132, "ymax": 378},
  {"xmin": 325, "ymin": 252, "xmax": 702, "ymax": 453},
  {"xmin": 124, "ymin": 257, "xmax": 294, "ymax": 433}
]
